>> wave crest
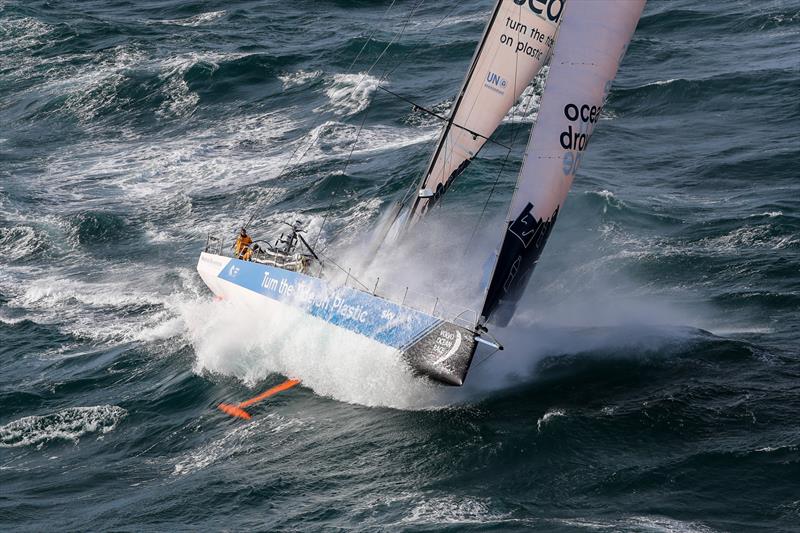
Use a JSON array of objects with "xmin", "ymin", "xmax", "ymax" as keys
[
  {"xmin": 320, "ymin": 73, "xmax": 380, "ymax": 116},
  {"xmin": 0, "ymin": 405, "xmax": 127, "ymax": 448}
]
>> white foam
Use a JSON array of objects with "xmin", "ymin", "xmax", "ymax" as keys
[
  {"xmin": 0, "ymin": 405, "xmax": 127, "ymax": 448},
  {"xmin": 172, "ymin": 411, "xmax": 306, "ymax": 475},
  {"xmin": 0, "ymin": 225, "xmax": 46, "ymax": 261},
  {"xmin": 33, "ymin": 107, "xmax": 295, "ymax": 205},
  {"xmin": 597, "ymin": 189, "xmax": 616, "ymax": 200},
  {"xmin": 0, "ymin": 15, "xmax": 51, "ymax": 55},
  {"xmin": 411, "ymin": 12, "xmax": 486, "ymax": 30},
  {"xmin": 172, "ymin": 418, "xmax": 257, "ymax": 475},
  {"xmin": 180, "ymin": 298, "xmax": 447, "ymax": 409},
  {"xmin": 4, "ymin": 265, "xmax": 201, "ymax": 345},
  {"xmin": 155, "ymin": 10, "xmax": 226, "ymax": 27},
  {"xmin": 51, "ymin": 47, "xmax": 149, "ymax": 123},
  {"xmin": 302, "ymin": 120, "xmax": 435, "ymax": 162},
  {"xmin": 319, "ymin": 73, "xmax": 380, "ymax": 116},
  {"xmin": 278, "ymin": 69, "xmax": 322, "ymax": 89},
  {"xmin": 755, "ymin": 444, "xmax": 796, "ymax": 453},
  {"xmin": 555, "ymin": 515, "xmax": 718, "ymax": 532},
  {"xmin": 648, "ymin": 78, "xmax": 679, "ymax": 87},
  {"xmin": 26, "ymin": 48, "xmax": 239, "ymax": 124},
  {"xmin": 536, "ymin": 408, "xmax": 566, "ymax": 432},
  {"xmin": 613, "ymin": 516, "xmax": 715, "ymax": 532},
  {"xmin": 14, "ymin": 275, "xmax": 162, "ymax": 310},
  {"xmin": 588, "ymin": 189, "xmax": 626, "ymax": 214},
  {"xmin": 504, "ymin": 66, "xmax": 548, "ymax": 123},
  {"xmin": 156, "ymin": 69, "xmax": 199, "ymax": 119},
  {"xmin": 0, "ymin": 313, "xmax": 26, "ymax": 325},
  {"xmin": 701, "ymin": 225, "xmax": 798, "ymax": 251},
  {"xmin": 403, "ymin": 496, "xmax": 508, "ymax": 525}
]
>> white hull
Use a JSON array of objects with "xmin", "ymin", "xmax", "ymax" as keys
[{"xmin": 196, "ymin": 252, "xmax": 477, "ymax": 385}]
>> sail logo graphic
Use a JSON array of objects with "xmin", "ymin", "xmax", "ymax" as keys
[
  {"xmin": 513, "ymin": 0, "xmax": 565, "ymax": 23},
  {"xmin": 228, "ymin": 264, "xmax": 240, "ymax": 277},
  {"xmin": 561, "ymin": 102, "xmax": 600, "ymax": 175},
  {"xmin": 485, "ymin": 71, "xmax": 508, "ymax": 95},
  {"xmin": 560, "ymin": 102, "xmax": 600, "ymax": 151}
]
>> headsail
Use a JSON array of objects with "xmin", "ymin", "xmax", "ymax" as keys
[
  {"xmin": 404, "ymin": 0, "xmax": 563, "ymax": 226},
  {"xmin": 482, "ymin": 0, "xmax": 646, "ymax": 325}
]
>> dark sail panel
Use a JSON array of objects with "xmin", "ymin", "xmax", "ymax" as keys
[
  {"xmin": 480, "ymin": 0, "xmax": 646, "ymax": 325},
  {"xmin": 481, "ymin": 204, "xmax": 559, "ymax": 325}
]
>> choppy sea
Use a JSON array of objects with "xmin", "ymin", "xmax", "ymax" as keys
[{"xmin": 1, "ymin": 0, "xmax": 799, "ymax": 530}]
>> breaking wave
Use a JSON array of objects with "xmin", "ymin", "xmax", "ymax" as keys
[
  {"xmin": 180, "ymin": 298, "xmax": 446, "ymax": 409},
  {"xmin": 279, "ymin": 69, "xmax": 322, "ymax": 89},
  {"xmin": 153, "ymin": 10, "xmax": 226, "ymax": 27},
  {"xmin": 0, "ymin": 225, "xmax": 49, "ymax": 261},
  {"xmin": 402, "ymin": 495, "xmax": 509, "ymax": 525},
  {"xmin": 0, "ymin": 405, "xmax": 127, "ymax": 448},
  {"xmin": 320, "ymin": 73, "xmax": 381, "ymax": 116},
  {"xmin": 553, "ymin": 516, "xmax": 719, "ymax": 533},
  {"xmin": 536, "ymin": 408, "xmax": 566, "ymax": 432}
]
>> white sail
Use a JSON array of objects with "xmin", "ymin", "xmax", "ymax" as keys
[
  {"xmin": 482, "ymin": 0, "xmax": 646, "ymax": 323},
  {"xmin": 405, "ymin": 0, "xmax": 563, "ymax": 224}
]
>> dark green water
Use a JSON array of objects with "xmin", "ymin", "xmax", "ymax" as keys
[{"xmin": 1, "ymin": 1, "xmax": 799, "ymax": 531}]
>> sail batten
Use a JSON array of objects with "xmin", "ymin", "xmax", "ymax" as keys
[
  {"xmin": 404, "ymin": 0, "xmax": 563, "ymax": 226},
  {"xmin": 481, "ymin": 0, "xmax": 646, "ymax": 324}
]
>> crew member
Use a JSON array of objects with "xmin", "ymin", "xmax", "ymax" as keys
[
  {"xmin": 233, "ymin": 228, "xmax": 253, "ymax": 259},
  {"xmin": 242, "ymin": 243, "xmax": 261, "ymax": 262}
]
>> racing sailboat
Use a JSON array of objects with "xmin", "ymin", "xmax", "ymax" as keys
[{"xmin": 197, "ymin": 0, "xmax": 646, "ymax": 386}]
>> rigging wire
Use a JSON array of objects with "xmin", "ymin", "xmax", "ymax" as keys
[
  {"xmin": 399, "ymin": 0, "xmax": 509, "ymax": 227},
  {"xmin": 311, "ymin": 102, "xmax": 375, "ymax": 251},
  {"xmin": 237, "ymin": 0, "xmax": 471, "ymax": 292},
  {"xmin": 473, "ymin": 345, "xmax": 502, "ymax": 368},
  {"xmin": 317, "ymin": 250, "xmax": 373, "ymax": 293},
  {"xmin": 311, "ymin": 0, "xmax": 426, "ymax": 251},
  {"xmin": 340, "ymin": 1, "xmax": 469, "ymax": 258},
  {"xmin": 347, "ymin": 0, "xmax": 398, "ymax": 72},
  {"xmin": 238, "ymin": 0, "xmax": 403, "ymax": 233},
  {"xmin": 327, "ymin": 1, "xmax": 464, "ymax": 217},
  {"xmin": 377, "ymin": 86, "xmax": 512, "ymax": 150},
  {"xmin": 464, "ymin": 28, "xmax": 547, "ymax": 253},
  {"xmin": 382, "ymin": 1, "xmax": 529, "ymax": 235}
]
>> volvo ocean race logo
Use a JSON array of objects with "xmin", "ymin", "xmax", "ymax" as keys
[
  {"xmin": 228, "ymin": 264, "xmax": 240, "ymax": 277},
  {"xmin": 485, "ymin": 71, "xmax": 508, "ymax": 95},
  {"xmin": 433, "ymin": 329, "xmax": 463, "ymax": 365}
]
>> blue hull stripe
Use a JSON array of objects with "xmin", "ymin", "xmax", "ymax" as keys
[{"xmin": 218, "ymin": 258, "xmax": 440, "ymax": 350}]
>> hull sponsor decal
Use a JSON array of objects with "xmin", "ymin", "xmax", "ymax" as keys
[{"xmin": 217, "ymin": 258, "xmax": 440, "ymax": 350}]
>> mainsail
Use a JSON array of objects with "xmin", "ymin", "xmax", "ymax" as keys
[
  {"xmin": 481, "ymin": 0, "xmax": 646, "ymax": 324},
  {"xmin": 404, "ymin": 0, "xmax": 563, "ymax": 226}
]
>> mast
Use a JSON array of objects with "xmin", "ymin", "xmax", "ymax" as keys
[
  {"xmin": 480, "ymin": 0, "xmax": 647, "ymax": 325},
  {"xmin": 402, "ymin": 0, "xmax": 563, "ymax": 230}
]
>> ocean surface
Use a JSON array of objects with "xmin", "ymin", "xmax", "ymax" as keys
[{"xmin": 1, "ymin": 0, "xmax": 799, "ymax": 530}]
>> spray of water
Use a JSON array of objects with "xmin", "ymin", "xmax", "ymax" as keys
[{"xmin": 180, "ymin": 204, "xmax": 705, "ymax": 410}]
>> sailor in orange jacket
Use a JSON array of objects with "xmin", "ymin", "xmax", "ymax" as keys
[
  {"xmin": 233, "ymin": 228, "xmax": 253, "ymax": 259},
  {"xmin": 242, "ymin": 243, "xmax": 261, "ymax": 261}
]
